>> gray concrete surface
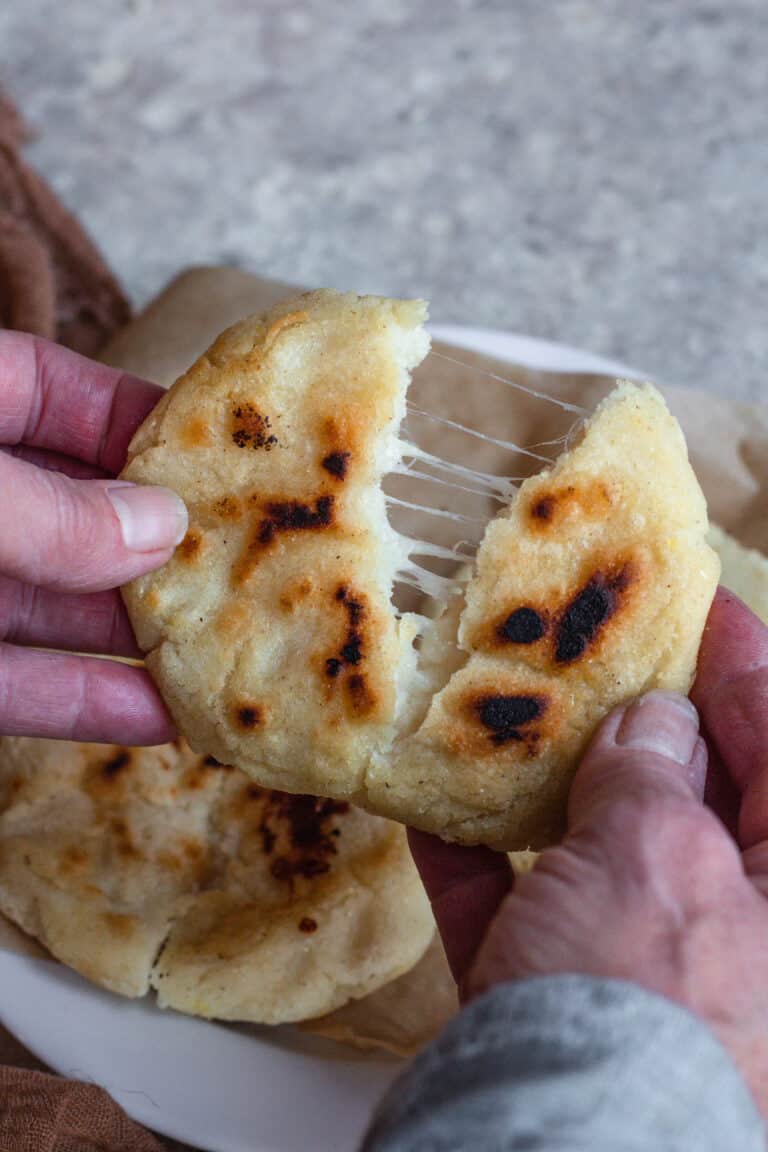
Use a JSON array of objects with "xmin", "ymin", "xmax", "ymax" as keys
[{"xmin": 2, "ymin": 0, "xmax": 766, "ymax": 403}]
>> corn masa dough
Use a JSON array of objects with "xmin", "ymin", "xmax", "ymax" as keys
[
  {"xmin": 0, "ymin": 736, "xmax": 433, "ymax": 1022},
  {"xmin": 121, "ymin": 291, "xmax": 720, "ymax": 848}
]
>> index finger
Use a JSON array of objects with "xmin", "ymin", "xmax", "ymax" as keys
[
  {"xmin": 0, "ymin": 331, "xmax": 164, "ymax": 472},
  {"xmin": 691, "ymin": 587, "xmax": 768, "ymax": 850},
  {"xmin": 0, "ymin": 643, "xmax": 175, "ymax": 745}
]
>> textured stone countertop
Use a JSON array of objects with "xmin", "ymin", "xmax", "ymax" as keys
[{"xmin": 3, "ymin": 1, "xmax": 768, "ymax": 402}]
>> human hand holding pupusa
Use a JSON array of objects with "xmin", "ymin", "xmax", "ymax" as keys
[
  {"xmin": 411, "ymin": 589, "xmax": 768, "ymax": 1120},
  {"xmin": 117, "ymin": 289, "xmax": 719, "ymax": 850},
  {"xmin": 2, "ymin": 293, "xmax": 767, "ymax": 1116},
  {"xmin": 0, "ymin": 330, "xmax": 184, "ymax": 743}
]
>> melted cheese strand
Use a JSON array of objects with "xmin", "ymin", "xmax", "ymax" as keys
[
  {"xmin": 392, "ymin": 462, "xmax": 507, "ymax": 503},
  {"xmin": 395, "ymin": 566, "xmax": 465, "ymax": 600},
  {"xmin": 403, "ymin": 538, "xmax": 476, "ymax": 562},
  {"xmin": 385, "ymin": 494, "xmax": 486, "ymax": 527},
  {"xmin": 394, "ymin": 442, "xmax": 517, "ymax": 502},
  {"xmin": 428, "ymin": 349, "xmax": 588, "ymax": 415},
  {"xmin": 406, "ymin": 405, "xmax": 553, "ymax": 464}
]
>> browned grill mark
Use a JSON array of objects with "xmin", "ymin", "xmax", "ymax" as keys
[
  {"xmin": 531, "ymin": 494, "xmax": 556, "ymax": 522},
  {"xmin": 325, "ymin": 585, "xmax": 365, "ymax": 679},
  {"xmin": 103, "ymin": 913, "xmax": 135, "ymax": 939},
  {"xmin": 182, "ymin": 417, "xmax": 210, "ymax": 448},
  {"xmin": 322, "ymin": 451, "xmax": 351, "ymax": 480},
  {"xmin": 178, "ymin": 530, "xmax": 202, "ymax": 560},
  {"xmin": 234, "ymin": 704, "xmax": 262, "ymax": 730},
  {"xmin": 102, "ymin": 750, "xmax": 131, "ymax": 779},
  {"xmin": 497, "ymin": 607, "xmax": 548, "ymax": 645},
  {"xmin": 272, "ymin": 856, "xmax": 329, "ymax": 880},
  {"xmin": 260, "ymin": 497, "xmax": 334, "ymax": 541},
  {"xmin": 279, "ymin": 578, "xmax": 314, "ymax": 612},
  {"xmin": 555, "ymin": 563, "xmax": 634, "ymax": 664},
  {"xmin": 322, "ymin": 586, "xmax": 376, "ymax": 716},
  {"xmin": 529, "ymin": 481, "xmax": 613, "ymax": 531},
  {"xmin": 111, "ymin": 817, "xmax": 139, "ymax": 860},
  {"xmin": 346, "ymin": 673, "xmax": 375, "ymax": 715},
  {"xmin": 234, "ymin": 496, "xmax": 335, "ymax": 584},
  {"xmin": 299, "ymin": 916, "xmax": 318, "ymax": 933},
  {"xmin": 254, "ymin": 792, "xmax": 350, "ymax": 883},
  {"xmin": 183, "ymin": 760, "xmax": 226, "ymax": 791},
  {"xmin": 259, "ymin": 821, "xmax": 276, "ymax": 855},
  {"xmin": 335, "ymin": 584, "xmax": 364, "ymax": 622},
  {"xmin": 475, "ymin": 694, "xmax": 547, "ymax": 747},
  {"xmin": 213, "ymin": 495, "xmax": 243, "ymax": 520},
  {"xmin": 231, "ymin": 403, "xmax": 278, "ymax": 450}
]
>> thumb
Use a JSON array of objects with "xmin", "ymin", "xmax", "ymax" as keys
[
  {"xmin": 0, "ymin": 452, "xmax": 187, "ymax": 593},
  {"xmin": 568, "ymin": 690, "xmax": 707, "ymax": 834},
  {"xmin": 466, "ymin": 693, "xmax": 733, "ymax": 1008}
]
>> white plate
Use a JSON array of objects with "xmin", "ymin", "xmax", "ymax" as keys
[{"xmin": 0, "ymin": 326, "xmax": 638, "ymax": 1152}]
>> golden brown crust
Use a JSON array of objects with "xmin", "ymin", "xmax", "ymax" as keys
[
  {"xmin": 120, "ymin": 292, "xmax": 718, "ymax": 849},
  {"xmin": 369, "ymin": 382, "xmax": 720, "ymax": 847},
  {"xmin": 0, "ymin": 736, "xmax": 434, "ymax": 1019},
  {"xmin": 121, "ymin": 290, "xmax": 429, "ymax": 801}
]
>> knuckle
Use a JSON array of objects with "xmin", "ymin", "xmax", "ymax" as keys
[
  {"xmin": 2, "ymin": 581, "xmax": 37, "ymax": 643},
  {"xmin": 0, "ymin": 644, "xmax": 9, "ymax": 728},
  {"xmin": 38, "ymin": 479, "xmax": 82, "ymax": 577},
  {"xmin": 596, "ymin": 788, "xmax": 681, "ymax": 848},
  {"xmin": 651, "ymin": 802, "xmax": 728, "ymax": 862},
  {"xmin": 41, "ymin": 478, "xmax": 116, "ymax": 589},
  {"xmin": 599, "ymin": 789, "xmax": 736, "ymax": 891}
]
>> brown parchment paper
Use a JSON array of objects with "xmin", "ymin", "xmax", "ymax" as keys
[{"xmin": 1, "ymin": 267, "xmax": 767, "ymax": 1063}]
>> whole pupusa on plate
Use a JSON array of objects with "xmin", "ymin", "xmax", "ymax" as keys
[{"xmin": 0, "ymin": 735, "xmax": 433, "ymax": 1022}]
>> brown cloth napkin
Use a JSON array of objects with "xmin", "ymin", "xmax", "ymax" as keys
[
  {"xmin": 0, "ymin": 1067, "xmax": 165, "ymax": 1152},
  {"xmin": 0, "ymin": 89, "xmax": 130, "ymax": 354}
]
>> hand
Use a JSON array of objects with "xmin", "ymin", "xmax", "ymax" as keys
[
  {"xmin": 0, "ymin": 332, "xmax": 187, "ymax": 744},
  {"xmin": 410, "ymin": 588, "xmax": 768, "ymax": 1118}
]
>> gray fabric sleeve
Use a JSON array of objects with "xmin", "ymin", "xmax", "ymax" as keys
[{"xmin": 361, "ymin": 975, "xmax": 765, "ymax": 1152}]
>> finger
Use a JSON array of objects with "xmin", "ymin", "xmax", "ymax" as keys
[
  {"xmin": 0, "ymin": 644, "xmax": 174, "ymax": 744},
  {"xmin": 2, "ymin": 443, "xmax": 109, "ymax": 480},
  {"xmin": 0, "ymin": 331, "xmax": 163, "ymax": 470},
  {"xmin": 408, "ymin": 828, "xmax": 513, "ymax": 986},
  {"xmin": 688, "ymin": 735, "xmax": 709, "ymax": 800},
  {"xmin": 569, "ymin": 690, "xmax": 705, "ymax": 833},
  {"xmin": 691, "ymin": 588, "xmax": 768, "ymax": 850},
  {"xmin": 0, "ymin": 577, "xmax": 140, "ymax": 657},
  {"xmin": 0, "ymin": 451, "xmax": 187, "ymax": 592}
]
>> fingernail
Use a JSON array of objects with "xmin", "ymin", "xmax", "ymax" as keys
[
  {"xmin": 107, "ymin": 484, "xmax": 188, "ymax": 552},
  {"xmin": 616, "ymin": 690, "xmax": 700, "ymax": 765}
]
